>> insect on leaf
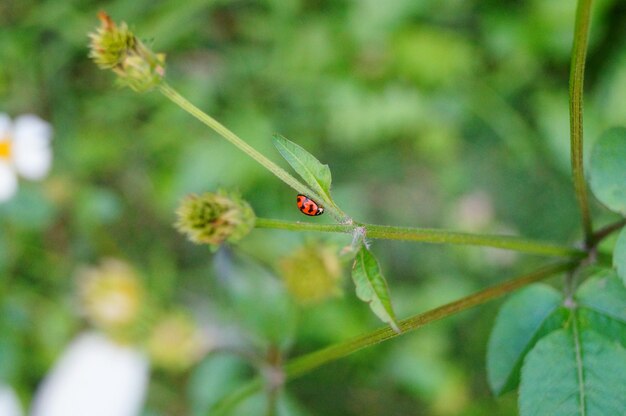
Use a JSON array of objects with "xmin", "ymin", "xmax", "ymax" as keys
[
  {"xmin": 273, "ymin": 134, "xmax": 333, "ymax": 202},
  {"xmin": 351, "ymin": 245, "xmax": 400, "ymax": 333}
]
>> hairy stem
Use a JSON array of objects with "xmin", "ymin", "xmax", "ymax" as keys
[
  {"xmin": 569, "ymin": 0, "xmax": 594, "ymax": 244},
  {"xmin": 255, "ymin": 218, "xmax": 585, "ymax": 258},
  {"xmin": 210, "ymin": 261, "xmax": 577, "ymax": 415},
  {"xmin": 158, "ymin": 83, "xmax": 349, "ymax": 221}
]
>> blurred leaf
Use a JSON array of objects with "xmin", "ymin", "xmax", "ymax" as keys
[
  {"xmin": 613, "ymin": 228, "xmax": 626, "ymax": 287},
  {"xmin": 589, "ymin": 127, "xmax": 626, "ymax": 215},
  {"xmin": 272, "ymin": 134, "xmax": 332, "ymax": 202},
  {"xmin": 0, "ymin": 187, "xmax": 56, "ymax": 230},
  {"xmin": 575, "ymin": 269, "xmax": 626, "ymax": 347},
  {"xmin": 326, "ymin": 82, "xmax": 429, "ymax": 147},
  {"xmin": 351, "ymin": 245, "xmax": 400, "ymax": 332},
  {"xmin": 391, "ymin": 26, "xmax": 475, "ymax": 87},
  {"xmin": 188, "ymin": 354, "xmax": 249, "ymax": 416},
  {"xmin": 214, "ymin": 249, "xmax": 297, "ymax": 348},
  {"xmin": 519, "ymin": 328, "xmax": 626, "ymax": 416},
  {"xmin": 486, "ymin": 284, "xmax": 565, "ymax": 396},
  {"xmin": 0, "ymin": 335, "xmax": 20, "ymax": 382}
]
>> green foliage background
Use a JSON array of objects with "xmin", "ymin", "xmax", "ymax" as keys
[{"xmin": 1, "ymin": 0, "xmax": 625, "ymax": 414}]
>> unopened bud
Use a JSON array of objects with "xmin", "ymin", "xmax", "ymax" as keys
[{"xmin": 88, "ymin": 11, "xmax": 166, "ymax": 92}]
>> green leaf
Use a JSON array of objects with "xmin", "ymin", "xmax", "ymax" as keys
[
  {"xmin": 519, "ymin": 328, "xmax": 626, "ymax": 416},
  {"xmin": 351, "ymin": 246, "xmax": 400, "ymax": 332},
  {"xmin": 575, "ymin": 269, "xmax": 626, "ymax": 347},
  {"xmin": 613, "ymin": 227, "xmax": 626, "ymax": 287},
  {"xmin": 273, "ymin": 134, "xmax": 333, "ymax": 201},
  {"xmin": 486, "ymin": 284, "xmax": 565, "ymax": 396},
  {"xmin": 589, "ymin": 127, "xmax": 626, "ymax": 215},
  {"xmin": 188, "ymin": 355, "xmax": 248, "ymax": 415},
  {"xmin": 575, "ymin": 269, "xmax": 626, "ymax": 322}
]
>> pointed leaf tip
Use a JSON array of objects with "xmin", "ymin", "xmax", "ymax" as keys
[{"xmin": 351, "ymin": 245, "xmax": 400, "ymax": 332}]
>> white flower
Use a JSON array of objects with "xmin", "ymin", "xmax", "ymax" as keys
[
  {"xmin": 31, "ymin": 332, "xmax": 149, "ymax": 416},
  {"xmin": 0, "ymin": 113, "xmax": 53, "ymax": 202},
  {"xmin": 0, "ymin": 384, "xmax": 22, "ymax": 416}
]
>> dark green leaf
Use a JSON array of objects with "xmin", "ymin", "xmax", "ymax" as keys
[
  {"xmin": 577, "ymin": 309, "xmax": 626, "ymax": 348},
  {"xmin": 589, "ymin": 127, "xmax": 626, "ymax": 215},
  {"xmin": 613, "ymin": 227, "xmax": 626, "ymax": 287},
  {"xmin": 575, "ymin": 269, "xmax": 626, "ymax": 347},
  {"xmin": 486, "ymin": 284, "xmax": 565, "ymax": 395},
  {"xmin": 273, "ymin": 134, "xmax": 332, "ymax": 201},
  {"xmin": 351, "ymin": 246, "xmax": 400, "ymax": 332},
  {"xmin": 519, "ymin": 328, "xmax": 626, "ymax": 416}
]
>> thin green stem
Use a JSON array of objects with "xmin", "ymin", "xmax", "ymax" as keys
[
  {"xmin": 211, "ymin": 379, "xmax": 263, "ymax": 415},
  {"xmin": 569, "ymin": 0, "xmax": 594, "ymax": 244},
  {"xmin": 255, "ymin": 218, "xmax": 585, "ymax": 258},
  {"xmin": 158, "ymin": 83, "xmax": 349, "ymax": 221},
  {"xmin": 589, "ymin": 218, "xmax": 626, "ymax": 247},
  {"xmin": 210, "ymin": 261, "xmax": 577, "ymax": 415}
]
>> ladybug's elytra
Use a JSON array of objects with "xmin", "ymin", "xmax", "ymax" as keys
[{"xmin": 296, "ymin": 194, "xmax": 324, "ymax": 216}]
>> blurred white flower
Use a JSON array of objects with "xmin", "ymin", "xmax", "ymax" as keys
[
  {"xmin": 0, "ymin": 113, "xmax": 53, "ymax": 202},
  {"xmin": 31, "ymin": 332, "xmax": 149, "ymax": 416},
  {"xmin": 0, "ymin": 384, "xmax": 22, "ymax": 416}
]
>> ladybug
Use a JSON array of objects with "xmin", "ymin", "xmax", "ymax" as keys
[{"xmin": 297, "ymin": 194, "xmax": 325, "ymax": 216}]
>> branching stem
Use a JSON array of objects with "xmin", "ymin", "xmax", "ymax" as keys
[
  {"xmin": 255, "ymin": 218, "xmax": 585, "ymax": 258},
  {"xmin": 210, "ymin": 261, "xmax": 578, "ymax": 415},
  {"xmin": 158, "ymin": 83, "xmax": 349, "ymax": 221}
]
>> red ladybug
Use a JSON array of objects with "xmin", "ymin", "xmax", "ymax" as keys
[{"xmin": 297, "ymin": 194, "xmax": 324, "ymax": 216}]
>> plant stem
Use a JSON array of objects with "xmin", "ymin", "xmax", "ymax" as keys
[
  {"xmin": 569, "ymin": 0, "xmax": 594, "ymax": 244},
  {"xmin": 210, "ymin": 261, "xmax": 577, "ymax": 415},
  {"xmin": 589, "ymin": 218, "xmax": 626, "ymax": 247},
  {"xmin": 255, "ymin": 218, "xmax": 585, "ymax": 258},
  {"xmin": 211, "ymin": 379, "xmax": 263, "ymax": 415},
  {"xmin": 158, "ymin": 83, "xmax": 349, "ymax": 221}
]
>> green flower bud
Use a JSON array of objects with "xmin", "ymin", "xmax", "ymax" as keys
[
  {"xmin": 88, "ymin": 11, "xmax": 166, "ymax": 92},
  {"xmin": 279, "ymin": 244, "xmax": 343, "ymax": 305},
  {"xmin": 175, "ymin": 190, "xmax": 255, "ymax": 249}
]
